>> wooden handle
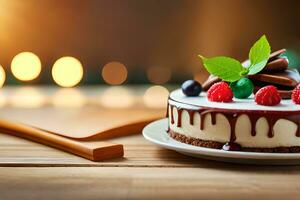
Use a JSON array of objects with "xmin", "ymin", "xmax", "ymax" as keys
[{"xmin": 0, "ymin": 119, "xmax": 124, "ymax": 161}]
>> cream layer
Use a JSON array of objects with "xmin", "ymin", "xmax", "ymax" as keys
[{"xmin": 168, "ymin": 89, "xmax": 300, "ymax": 148}]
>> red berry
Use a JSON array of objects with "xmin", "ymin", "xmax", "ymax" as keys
[
  {"xmin": 255, "ymin": 86, "xmax": 281, "ymax": 106},
  {"xmin": 207, "ymin": 82, "xmax": 233, "ymax": 102},
  {"xmin": 292, "ymin": 84, "xmax": 300, "ymax": 104}
]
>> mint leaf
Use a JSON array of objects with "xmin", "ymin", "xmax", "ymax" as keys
[
  {"xmin": 199, "ymin": 56, "xmax": 245, "ymax": 82},
  {"xmin": 248, "ymin": 35, "xmax": 271, "ymax": 75}
]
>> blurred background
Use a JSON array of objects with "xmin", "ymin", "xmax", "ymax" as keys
[
  {"xmin": 0, "ymin": 0, "xmax": 300, "ymax": 109},
  {"xmin": 0, "ymin": 0, "xmax": 300, "ymax": 87}
]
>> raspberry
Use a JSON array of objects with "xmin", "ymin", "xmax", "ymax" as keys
[
  {"xmin": 207, "ymin": 82, "xmax": 233, "ymax": 102},
  {"xmin": 292, "ymin": 84, "xmax": 300, "ymax": 104},
  {"xmin": 255, "ymin": 85, "xmax": 281, "ymax": 106}
]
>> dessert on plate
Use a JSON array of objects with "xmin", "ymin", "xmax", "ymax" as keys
[{"xmin": 167, "ymin": 35, "xmax": 300, "ymax": 152}]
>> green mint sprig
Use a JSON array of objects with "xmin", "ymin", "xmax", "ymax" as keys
[
  {"xmin": 198, "ymin": 35, "xmax": 271, "ymax": 82},
  {"xmin": 248, "ymin": 35, "xmax": 271, "ymax": 75}
]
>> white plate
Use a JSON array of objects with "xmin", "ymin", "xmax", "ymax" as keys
[{"xmin": 143, "ymin": 118, "xmax": 300, "ymax": 165}]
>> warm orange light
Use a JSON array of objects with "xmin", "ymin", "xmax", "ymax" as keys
[
  {"xmin": 10, "ymin": 87, "xmax": 45, "ymax": 108},
  {"xmin": 52, "ymin": 88, "xmax": 86, "ymax": 107},
  {"xmin": 99, "ymin": 86, "xmax": 134, "ymax": 108},
  {"xmin": 11, "ymin": 52, "xmax": 41, "ymax": 81},
  {"xmin": 52, "ymin": 57, "xmax": 83, "ymax": 87},
  {"xmin": 101, "ymin": 62, "xmax": 128, "ymax": 85},
  {"xmin": 0, "ymin": 65, "xmax": 6, "ymax": 88},
  {"xmin": 143, "ymin": 85, "xmax": 169, "ymax": 108},
  {"xmin": 146, "ymin": 66, "xmax": 171, "ymax": 84}
]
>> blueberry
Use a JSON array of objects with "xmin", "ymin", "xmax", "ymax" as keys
[{"xmin": 181, "ymin": 80, "xmax": 202, "ymax": 96}]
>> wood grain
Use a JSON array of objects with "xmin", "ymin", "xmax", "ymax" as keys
[
  {"xmin": 1, "ymin": 167, "xmax": 300, "ymax": 200},
  {"xmin": 0, "ymin": 132, "xmax": 203, "ymax": 167}
]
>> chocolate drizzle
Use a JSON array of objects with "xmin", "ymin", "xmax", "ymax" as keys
[
  {"xmin": 211, "ymin": 112, "xmax": 217, "ymax": 125},
  {"xmin": 168, "ymin": 103, "xmax": 300, "ymax": 142},
  {"xmin": 249, "ymin": 115, "xmax": 260, "ymax": 136},
  {"xmin": 225, "ymin": 113, "xmax": 238, "ymax": 142},
  {"xmin": 170, "ymin": 105, "xmax": 175, "ymax": 125},
  {"xmin": 177, "ymin": 109, "xmax": 183, "ymax": 127},
  {"xmin": 188, "ymin": 110, "xmax": 195, "ymax": 125},
  {"xmin": 199, "ymin": 110, "xmax": 214, "ymax": 130},
  {"xmin": 267, "ymin": 117, "xmax": 275, "ymax": 138}
]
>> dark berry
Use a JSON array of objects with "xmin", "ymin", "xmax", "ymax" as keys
[
  {"xmin": 181, "ymin": 80, "xmax": 202, "ymax": 97},
  {"xmin": 230, "ymin": 77, "xmax": 254, "ymax": 99},
  {"xmin": 222, "ymin": 142, "xmax": 241, "ymax": 151}
]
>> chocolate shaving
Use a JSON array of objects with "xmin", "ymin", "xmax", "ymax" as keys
[
  {"xmin": 262, "ymin": 56, "xmax": 288, "ymax": 73},
  {"xmin": 249, "ymin": 69, "xmax": 300, "ymax": 88},
  {"xmin": 202, "ymin": 75, "xmax": 221, "ymax": 91}
]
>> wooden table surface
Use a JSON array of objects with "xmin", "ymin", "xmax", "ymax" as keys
[{"xmin": 1, "ymin": 86, "xmax": 300, "ymax": 200}]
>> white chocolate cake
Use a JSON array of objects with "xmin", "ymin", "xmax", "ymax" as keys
[{"xmin": 167, "ymin": 89, "xmax": 300, "ymax": 152}]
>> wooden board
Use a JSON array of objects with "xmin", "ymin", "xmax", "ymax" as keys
[
  {"xmin": 0, "ymin": 106, "xmax": 164, "ymax": 139},
  {"xmin": 0, "ymin": 86, "xmax": 166, "ymax": 139}
]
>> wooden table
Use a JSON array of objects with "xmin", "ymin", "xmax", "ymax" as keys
[{"xmin": 0, "ymin": 86, "xmax": 300, "ymax": 200}]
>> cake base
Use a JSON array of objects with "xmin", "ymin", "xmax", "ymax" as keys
[{"xmin": 168, "ymin": 130, "xmax": 300, "ymax": 153}]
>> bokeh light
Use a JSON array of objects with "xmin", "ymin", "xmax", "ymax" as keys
[
  {"xmin": 101, "ymin": 62, "xmax": 128, "ymax": 85},
  {"xmin": 10, "ymin": 87, "xmax": 45, "ymax": 108},
  {"xmin": 52, "ymin": 88, "xmax": 86, "ymax": 108},
  {"xmin": 99, "ymin": 86, "xmax": 134, "ymax": 108},
  {"xmin": 11, "ymin": 52, "xmax": 41, "ymax": 81},
  {"xmin": 52, "ymin": 57, "xmax": 83, "ymax": 87},
  {"xmin": 146, "ymin": 66, "xmax": 171, "ymax": 84},
  {"xmin": 0, "ymin": 65, "xmax": 6, "ymax": 88},
  {"xmin": 143, "ymin": 85, "xmax": 169, "ymax": 108}
]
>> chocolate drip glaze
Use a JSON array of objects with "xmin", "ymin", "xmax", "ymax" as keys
[
  {"xmin": 211, "ymin": 112, "xmax": 217, "ymax": 125},
  {"xmin": 170, "ymin": 105, "xmax": 175, "ymax": 125},
  {"xmin": 188, "ymin": 110, "xmax": 195, "ymax": 125},
  {"xmin": 249, "ymin": 115, "xmax": 260, "ymax": 136},
  {"xmin": 199, "ymin": 110, "xmax": 214, "ymax": 130},
  {"xmin": 224, "ymin": 113, "xmax": 238, "ymax": 142},
  {"xmin": 267, "ymin": 118, "xmax": 275, "ymax": 138},
  {"xmin": 168, "ymin": 103, "xmax": 300, "ymax": 142},
  {"xmin": 177, "ymin": 109, "xmax": 183, "ymax": 127}
]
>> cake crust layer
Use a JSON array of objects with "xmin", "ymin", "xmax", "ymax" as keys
[{"xmin": 168, "ymin": 130, "xmax": 300, "ymax": 153}]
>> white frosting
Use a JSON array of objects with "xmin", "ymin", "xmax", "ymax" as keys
[
  {"xmin": 170, "ymin": 108, "xmax": 230, "ymax": 143},
  {"xmin": 170, "ymin": 89, "xmax": 300, "ymax": 111},
  {"xmin": 169, "ymin": 89, "xmax": 300, "ymax": 148}
]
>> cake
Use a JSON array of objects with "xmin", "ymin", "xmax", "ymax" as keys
[
  {"xmin": 167, "ymin": 90, "xmax": 300, "ymax": 152},
  {"xmin": 167, "ymin": 35, "xmax": 300, "ymax": 152}
]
